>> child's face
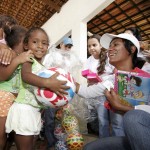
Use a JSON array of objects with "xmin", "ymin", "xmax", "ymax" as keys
[
  {"xmin": 25, "ymin": 30, "xmax": 49, "ymax": 61},
  {"xmin": 88, "ymin": 38, "xmax": 102, "ymax": 59}
]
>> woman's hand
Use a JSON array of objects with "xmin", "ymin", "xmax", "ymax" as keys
[
  {"xmin": 105, "ymin": 88, "xmax": 133, "ymax": 112},
  {"xmin": 0, "ymin": 43, "xmax": 13, "ymax": 65}
]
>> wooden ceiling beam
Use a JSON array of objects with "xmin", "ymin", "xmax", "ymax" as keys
[{"xmin": 43, "ymin": 0, "xmax": 61, "ymax": 13}]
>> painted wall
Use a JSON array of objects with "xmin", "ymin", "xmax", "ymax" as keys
[
  {"xmin": 42, "ymin": 0, "xmax": 114, "ymax": 82},
  {"xmin": 42, "ymin": 0, "xmax": 114, "ymax": 59}
]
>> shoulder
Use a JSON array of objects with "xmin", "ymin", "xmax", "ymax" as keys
[{"xmin": 142, "ymin": 62, "xmax": 150, "ymax": 73}]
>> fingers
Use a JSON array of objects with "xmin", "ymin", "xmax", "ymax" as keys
[
  {"xmin": 60, "ymin": 85, "xmax": 70, "ymax": 90},
  {"xmin": 1, "ymin": 48, "xmax": 13, "ymax": 65},
  {"xmin": 105, "ymin": 88, "xmax": 116, "ymax": 99},
  {"xmin": 52, "ymin": 72, "xmax": 60, "ymax": 78},
  {"xmin": 0, "ymin": 48, "xmax": 4, "ymax": 63},
  {"xmin": 6, "ymin": 49, "xmax": 13, "ymax": 65},
  {"xmin": 56, "ymin": 90, "xmax": 68, "ymax": 97},
  {"xmin": 55, "ymin": 91, "xmax": 63, "ymax": 97}
]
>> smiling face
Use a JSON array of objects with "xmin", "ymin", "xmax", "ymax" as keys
[
  {"xmin": 108, "ymin": 38, "xmax": 133, "ymax": 71},
  {"xmin": 88, "ymin": 38, "xmax": 102, "ymax": 59},
  {"xmin": 24, "ymin": 29, "xmax": 49, "ymax": 62}
]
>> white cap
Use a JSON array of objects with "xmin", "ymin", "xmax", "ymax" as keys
[{"xmin": 100, "ymin": 33, "xmax": 140, "ymax": 53}]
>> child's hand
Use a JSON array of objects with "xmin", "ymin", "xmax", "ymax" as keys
[
  {"xmin": 142, "ymin": 50, "xmax": 150, "ymax": 58},
  {"xmin": 75, "ymin": 82, "xmax": 80, "ymax": 93},
  {"xmin": 16, "ymin": 50, "xmax": 34, "ymax": 64},
  {"xmin": 0, "ymin": 43, "xmax": 13, "ymax": 65},
  {"xmin": 45, "ymin": 72, "xmax": 70, "ymax": 97}
]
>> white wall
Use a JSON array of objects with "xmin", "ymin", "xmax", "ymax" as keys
[{"xmin": 42, "ymin": 0, "xmax": 114, "ymax": 61}]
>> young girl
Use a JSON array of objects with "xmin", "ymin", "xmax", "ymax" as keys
[
  {"xmin": 0, "ymin": 25, "xmax": 33, "ymax": 149},
  {"xmin": 84, "ymin": 34, "xmax": 124, "ymax": 137},
  {"xmin": 5, "ymin": 27, "xmax": 69, "ymax": 150}
]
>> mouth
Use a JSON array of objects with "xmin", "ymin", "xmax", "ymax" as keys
[
  {"xmin": 108, "ymin": 50, "xmax": 118, "ymax": 57},
  {"xmin": 35, "ymin": 50, "xmax": 44, "ymax": 55}
]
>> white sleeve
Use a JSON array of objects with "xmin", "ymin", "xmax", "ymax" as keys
[
  {"xmin": 135, "ymin": 105, "xmax": 150, "ymax": 114},
  {"xmin": 77, "ymin": 82, "xmax": 106, "ymax": 98}
]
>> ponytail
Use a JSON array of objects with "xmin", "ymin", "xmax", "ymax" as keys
[{"xmin": 97, "ymin": 48, "xmax": 107, "ymax": 75}]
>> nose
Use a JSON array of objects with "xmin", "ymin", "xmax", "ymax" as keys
[
  {"xmin": 37, "ymin": 42, "xmax": 43, "ymax": 48},
  {"xmin": 89, "ymin": 46, "xmax": 94, "ymax": 51},
  {"xmin": 108, "ymin": 46, "xmax": 115, "ymax": 51}
]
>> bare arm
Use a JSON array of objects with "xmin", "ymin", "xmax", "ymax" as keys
[
  {"xmin": 0, "ymin": 43, "xmax": 13, "ymax": 65},
  {"xmin": 105, "ymin": 88, "xmax": 134, "ymax": 113},
  {"xmin": 0, "ymin": 50, "xmax": 34, "ymax": 81},
  {"xmin": 21, "ymin": 62, "xmax": 70, "ymax": 96}
]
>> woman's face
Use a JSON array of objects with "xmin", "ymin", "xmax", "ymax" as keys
[
  {"xmin": 108, "ymin": 38, "xmax": 130, "ymax": 66},
  {"xmin": 88, "ymin": 38, "xmax": 102, "ymax": 59}
]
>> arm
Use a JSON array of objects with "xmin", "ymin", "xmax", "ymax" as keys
[
  {"xmin": 76, "ymin": 82, "xmax": 106, "ymax": 98},
  {"xmin": 105, "ymin": 88, "xmax": 134, "ymax": 113},
  {"xmin": 0, "ymin": 43, "xmax": 13, "ymax": 65},
  {"xmin": 0, "ymin": 50, "xmax": 33, "ymax": 81},
  {"xmin": 21, "ymin": 63, "xmax": 70, "ymax": 96}
]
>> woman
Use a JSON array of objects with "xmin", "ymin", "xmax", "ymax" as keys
[{"xmin": 76, "ymin": 33, "xmax": 150, "ymax": 150}]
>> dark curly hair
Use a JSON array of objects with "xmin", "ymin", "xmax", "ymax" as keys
[
  {"xmin": 124, "ymin": 27, "xmax": 142, "ymax": 41},
  {"xmin": 5, "ymin": 25, "xmax": 27, "ymax": 49},
  {"xmin": 0, "ymin": 14, "xmax": 18, "ymax": 28}
]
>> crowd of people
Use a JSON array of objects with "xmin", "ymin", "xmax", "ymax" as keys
[{"xmin": 0, "ymin": 14, "xmax": 150, "ymax": 150}]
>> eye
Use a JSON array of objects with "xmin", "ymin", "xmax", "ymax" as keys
[
  {"xmin": 88, "ymin": 45, "xmax": 91, "ymax": 49},
  {"xmin": 33, "ymin": 40, "xmax": 37, "ymax": 44},
  {"xmin": 42, "ymin": 41, "xmax": 49, "ymax": 46},
  {"xmin": 114, "ymin": 43, "xmax": 119, "ymax": 46}
]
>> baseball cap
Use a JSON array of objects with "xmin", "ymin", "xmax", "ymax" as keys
[
  {"xmin": 62, "ymin": 37, "xmax": 73, "ymax": 46},
  {"xmin": 100, "ymin": 33, "xmax": 140, "ymax": 53}
]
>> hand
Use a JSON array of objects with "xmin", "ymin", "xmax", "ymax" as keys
[
  {"xmin": 0, "ymin": 43, "xmax": 13, "ymax": 65},
  {"xmin": 142, "ymin": 50, "xmax": 150, "ymax": 58},
  {"xmin": 45, "ymin": 72, "xmax": 70, "ymax": 97},
  {"xmin": 16, "ymin": 50, "xmax": 34, "ymax": 64},
  {"xmin": 105, "ymin": 88, "xmax": 133, "ymax": 112},
  {"xmin": 75, "ymin": 82, "xmax": 80, "ymax": 93},
  {"xmin": 105, "ymin": 88, "xmax": 123, "ymax": 110}
]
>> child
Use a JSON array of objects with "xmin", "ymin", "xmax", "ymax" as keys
[
  {"xmin": 42, "ymin": 37, "xmax": 83, "ymax": 149},
  {"xmin": 0, "ymin": 25, "xmax": 33, "ymax": 149},
  {"xmin": 84, "ymin": 34, "xmax": 124, "ymax": 137},
  {"xmin": 5, "ymin": 27, "xmax": 69, "ymax": 150}
]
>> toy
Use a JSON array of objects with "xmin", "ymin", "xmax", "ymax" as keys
[
  {"xmin": 66, "ymin": 133, "xmax": 84, "ymax": 150},
  {"xmin": 34, "ymin": 67, "xmax": 76, "ymax": 108},
  {"xmin": 54, "ymin": 105, "xmax": 84, "ymax": 150}
]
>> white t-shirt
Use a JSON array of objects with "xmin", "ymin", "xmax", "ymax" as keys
[{"xmin": 84, "ymin": 55, "xmax": 114, "ymax": 75}]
